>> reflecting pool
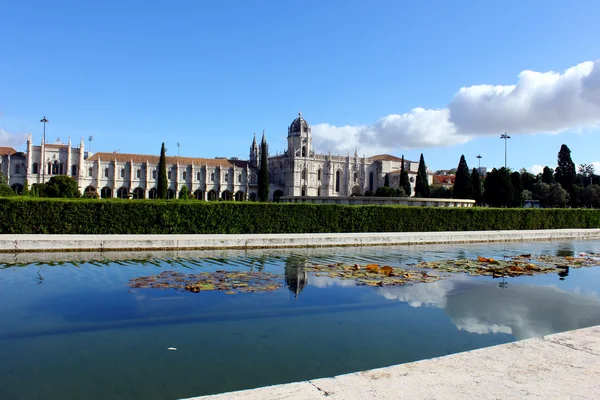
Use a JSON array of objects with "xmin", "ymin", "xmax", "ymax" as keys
[{"xmin": 1, "ymin": 240, "xmax": 600, "ymax": 400}]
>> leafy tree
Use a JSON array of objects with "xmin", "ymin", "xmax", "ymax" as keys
[
  {"xmin": 179, "ymin": 184, "xmax": 189, "ymax": 199},
  {"xmin": 399, "ymin": 155, "xmax": 411, "ymax": 197},
  {"xmin": 578, "ymin": 164, "xmax": 595, "ymax": 187},
  {"xmin": 394, "ymin": 187, "xmax": 407, "ymax": 197},
  {"xmin": 43, "ymin": 176, "xmax": 80, "ymax": 198},
  {"xmin": 582, "ymin": 185, "xmax": 600, "ymax": 208},
  {"xmin": 0, "ymin": 171, "xmax": 6, "ymax": 185},
  {"xmin": 510, "ymin": 171, "xmax": 523, "ymax": 207},
  {"xmin": 521, "ymin": 189, "xmax": 533, "ymax": 201},
  {"xmin": 532, "ymin": 182, "xmax": 551, "ymax": 207},
  {"xmin": 470, "ymin": 167, "xmax": 482, "ymax": 205},
  {"xmin": 364, "ymin": 190, "xmax": 374, "ymax": 196},
  {"xmin": 519, "ymin": 168, "xmax": 538, "ymax": 192},
  {"xmin": 384, "ymin": 173, "xmax": 390, "ymax": 187},
  {"xmin": 157, "ymin": 142, "xmax": 168, "ymax": 199},
  {"xmin": 22, "ymin": 179, "xmax": 30, "ymax": 196},
  {"xmin": 414, "ymin": 153, "xmax": 430, "ymax": 198},
  {"xmin": 549, "ymin": 183, "xmax": 570, "ymax": 208},
  {"xmin": 452, "ymin": 155, "xmax": 472, "ymax": 199},
  {"xmin": 257, "ymin": 134, "xmax": 270, "ymax": 202},
  {"xmin": 0, "ymin": 183, "xmax": 14, "ymax": 197},
  {"xmin": 429, "ymin": 185, "xmax": 453, "ymax": 198},
  {"xmin": 484, "ymin": 168, "xmax": 514, "ymax": 207},
  {"xmin": 375, "ymin": 186, "xmax": 395, "ymax": 197},
  {"xmin": 542, "ymin": 166, "xmax": 554, "ymax": 184},
  {"xmin": 554, "ymin": 144, "xmax": 576, "ymax": 204}
]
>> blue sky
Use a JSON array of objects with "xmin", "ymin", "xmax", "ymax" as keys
[{"xmin": 1, "ymin": 0, "xmax": 599, "ymax": 173}]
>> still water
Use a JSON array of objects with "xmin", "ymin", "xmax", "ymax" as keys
[{"xmin": 1, "ymin": 240, "xmax": 600, "ymax": 400}]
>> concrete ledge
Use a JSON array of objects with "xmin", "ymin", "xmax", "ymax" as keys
[
  {"xmin": 1, "ymin": 229, "xmax": 600, "ymax": 253},
  {"xmin": 184, "ymin": 325, "xmax": 600, "ymax": 400}
]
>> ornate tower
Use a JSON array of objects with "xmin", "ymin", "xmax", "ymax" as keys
[
  {"xmin": 249, "ymin": 133, "xmax": 259, "ymax": 166},
  {"xmin": 287, "ymin": 112, "xmax": 311, "ymax": 158}
]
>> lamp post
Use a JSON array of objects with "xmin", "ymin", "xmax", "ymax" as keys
[
  {"xmin": 476, "ymin": 154, "xmax": 482, "ymax": 173},
  {"xmin": 500, "ymin": 133, "xmax": 510, "ymax": 169},
  {"xmin": 40, "ymin": 116, "xmax": 49, "ymax": 182}
]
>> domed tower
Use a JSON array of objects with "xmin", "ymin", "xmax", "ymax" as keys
[{"xmin": 288, "ymin": 112, "xmax": 311, "ymax": 158}]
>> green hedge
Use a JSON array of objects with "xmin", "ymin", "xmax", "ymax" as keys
[{"xmin": 1, "ymin": 197, "xmax": 600, "ymax": 234}]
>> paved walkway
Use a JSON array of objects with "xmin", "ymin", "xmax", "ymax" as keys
[
  {"xmin": 185, "ymin": 325, "xmax": 600, "ymax": 400},
  {"xmin": 2, "ymin": 229, "xmax": 600, "ymax": 253}
]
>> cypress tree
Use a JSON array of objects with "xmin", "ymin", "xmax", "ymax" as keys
[
  {"xmin": 384, "ymin": 173, "xmax": 390, "ymax": 187},
  {"xmin": 470, "ymin": 168, "xmax": 482, "ymax": 205},
  {"xmin": 511, "ymin": 171, "xmax": 523, "ymax": 207},
  {"xmin": 399, "ymin": 155, "xmax": 411, "ymax": 197},
  {"xmin": 542, "ymin": 166, "xmax": 554, "ymax": 184},
  {"xmin": 22, "ymin": 179, "xmax": 30, "ymax": 196},
  {"xmin": 452, "ymin": 155, "xmax": 472, "ymax": 199},
  {"xmin": 258, "ymin": 134, "xmax": 270, "ymax": 202},
  {"xmin": 554, "ymin": 144, "xmax": 576, "ymax": 204},
  {"xmin": 179, "ymin": 184, "xmax": 189, "ymax": 200},
  {"xmin": 414, "ymin": 153, "xmax": 430, "ymax": 198},
  {"xmin": 157, "ymin": 142, "xmax": 168, "ymax": 199}
]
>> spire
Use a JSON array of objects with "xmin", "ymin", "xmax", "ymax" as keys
[
  {"xmin": 261, "ymin": 129, "xmax": 266, "ymax": 143},
  {"xmin": 252, "ymin": 132, "xmax": 257, "ymax": 147}
]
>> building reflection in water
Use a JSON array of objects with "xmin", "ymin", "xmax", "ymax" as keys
[{"xmin": 284, "ymin": 265, "xmax": 309, "ymax": 298}]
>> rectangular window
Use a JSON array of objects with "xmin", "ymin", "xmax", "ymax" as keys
[
  {"xmin": 32, "ymin": 163, "xmax": 39, "ymax": 174},
  {"xmin": 137, "ymin": 169, "xmax": 141, "ymax": 178},
  {"xmin": 168, "ymin": 171, "xmax": 172, "ymax": 179},
  {"xmin": 197, "ymin": 172, "xmax": 201, "ymax": 181},
  {"xmin": 120, "ymin": 168, "xmax": 125, "ymax": 178},
  {"xmin": 153, "ymin": 170, "xmax": 157, "ymax": 179},
  {"xmin": 182, "ymin": 171, "xmax": 186, "ymax": 180},
  {"xmin": 211, "ymin": 172, "xmax": 215, "ymax": 182},
  {"xmin": 104, "ymin": 168, "xmax": 109, "ymax": 178},
  {"xmin": 224, "ymin": 173, "xmax": 228, "ymax": 182},
  {"xmin": 88, "ymin": 167, "xmax": 93, "ymax": 177}
]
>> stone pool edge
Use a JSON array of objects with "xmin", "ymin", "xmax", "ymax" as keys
[
  {"xmin": 183, "ymin": 325, "xmax": 600, "ymax": 400},
  {"xmin": 1, "ymin": 229, "xmax": 600, "ymax": 253}
]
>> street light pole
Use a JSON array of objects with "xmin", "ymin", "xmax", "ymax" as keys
[
  {"xmin": 500, "ymin": 133, "xmax": 511, "ymax": 169},
  {"xmin": 476, "ymin": 154, "xmax": 482, "ymax": 173},
  {"xmin": 40, "ymin": 116, "xmax": 49, "ymax": 182}
]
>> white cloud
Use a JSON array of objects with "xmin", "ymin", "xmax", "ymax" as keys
[
  {"xmin": 0, "ymin": 128, "xmax": 27, "ymax": 148},
  {"xmin": 529, "ymin": 165, "xmax": 544, "ymax": 175},
  {"xmin": 312, "ymin": 60, "xmax": 600, "ymax": 155}
]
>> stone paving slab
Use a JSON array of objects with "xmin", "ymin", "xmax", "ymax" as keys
[
  {"xmin": 185, "ymin": 325, "xmax": 600, "ymax": 400},
  {"xmin": 2, "ymin": 229, "xmax": 600, "ymax": 253}
]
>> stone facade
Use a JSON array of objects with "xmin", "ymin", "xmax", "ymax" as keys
[{"xmin": 1, "ymin": 113, "xmax": 433, "ymax": 200}]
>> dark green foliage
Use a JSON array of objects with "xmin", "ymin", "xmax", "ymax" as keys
[
  {"xmin": 2, "ymin": 198, "xmax": 600, "ymax": 234},
  {"xmin": 258, "ymin": 135, "xmax": 269, "ymax": 202},
  {"xmin": 364, "ymin": 190, "xmax": 374, "ymax": 197},
  {"xmin": 470, "ymin": 168, "xmax": 482, "ymax": 205},
  {"xmin": 484, "ymin": 168, "xmax": 514, "ymax": 207},
  {"xmin": 549, "ymin": 183, "xmax": 570, "ymax": 207},
  {"xmin": 157, "ymin": 143, "xmax": 168, "ymax": 199},
  {"xmin": 430, "ymin": 185, "xmax": 453, "ymax": 198},
  {"xmin": 43, "ymin": 176, "xmax": 80, "ymax": 198},
  {"xmin": 374, "ymin": 186, "xmax": 395, "ymax": 197},
  {"xmin": 414, "ymin": 153, "xmax": 430, "ymax": 198},
  {"xmin": 22, "ymin": 179, "xmax": 30, "ymax": 196},
  {"xmin": 510, "ymin": 171, "xmax": 523, "ymax": 207},
  {"xmin": 399, "ymin": 155, "xmax": 411, "ymax": 197},
  {"xmin": 0, "ymin": 172, "xmax": 6, "ymax": 185},
  {"xmin": 520, "ymin": 169, "xmax": 538, "ymax": 192},
  {"xmin": 542, "ymin": 166, "xmax": 554, "ymax": 184},
  {"xmin": 384, "ymin": 173, "xmax": 390, "ymax": 187},
  {"xmin": 0, "ymin": 183, "xmax": 14, "ymax": 197},
  {"xmin": 452, "ymin": 155, "xmax": 472, "ymax": 199},
  {"xmin": 395, "ymin": 187, "xmax": 407, "ymax": 197},
  {"xmin": 179, "ymin": 185, "xmax": 189, "ymax": 200},
  {"xmin": 554, "ymin": 144, "xmax": 576, "ymax": 203},
  {"xmin": 30, "ymin": 183, "xmax": 45, "ymax": 197}
]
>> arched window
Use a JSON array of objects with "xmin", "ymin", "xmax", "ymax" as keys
[
  {"xmin": 302, "ymin": 168, "xmax": 307, "ymax": 180},
  {"xmin": 167, "ymin": 170, "xmax": 172, "ymax": 179},
  {"xmin": 59, "ymin": 163, "xmax": 64, "ymax": 175},
  {"xmin": 182, "ymin": 171, "xmax": 186, "ymax": 180},
  {"xmin": 71, "ymin": 165, "xmax": 77, "ymax": 176},
  {"xmin": 104, "ymin": 167, "xmax": 109, "ymax": 178},
  {"xmin": 197, "ymin": 171, "xmax": 201, "ymax": 181},
  {"xmin": 318, "ymin": 169, "xmax": 322, "ymax": 181},
  {"xmin": 15, "ymin": 164, "xmax": 20, "ymax": 174},
  {"xmin": 301, "ymin": 186, "xmax": 306, "ymax": 196},
  {"xmin": 302, "ymin": 146, "xmax": 307, "ymax": 157},
  {"xmin": 224, "ymin": 172, "xmax": 228, "ymax": 182},
  {"xmin": 88, "ymin": 167, "xmax": 93, "ymax": 177},
  {"xmin": 250, "ymin": 174, "xmax": 256, "ymax": 184},
  {"xmin": 238, "ymin": 173, "xmax": 242, "ymax": 183},
  {"xmin": 335, "ymin": 170, "xmax": 341, "ymax": 192},
  {"xmin": 317, "ymin": 186, "xmax": 321, "ymax": 196},
  {"xmin": 153, "ymin": 170, "xmax": 157, "ymax": 179},
  {"xmin": 369, "ymin": 172, "xmax": 374, "ymax": 192},
  {"xmin": 211, "ymin": 172, "xmax": 215, "ymax": 182},
  {"xmin": 136, "ymin": 169, "xmax": 141, "ymax": 178},
  {"xmin": 52, "ymin": 161, "xmax": 59, "ymax": 175},
  {"xmin": 354, "ymin": 172, "xmax": 358, "ymax": 182},
  {"xmin": 120, "ymin": 168, "xmax": 125, "ymax": 178},
  {"xmin": 32, "ymin": 163, "xmax": 39, "ymax": 174}
]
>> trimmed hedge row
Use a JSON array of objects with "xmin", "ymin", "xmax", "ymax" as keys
[{"xmin": 1, "ymin": 198, "xmax": 600, "ymax": 234}]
